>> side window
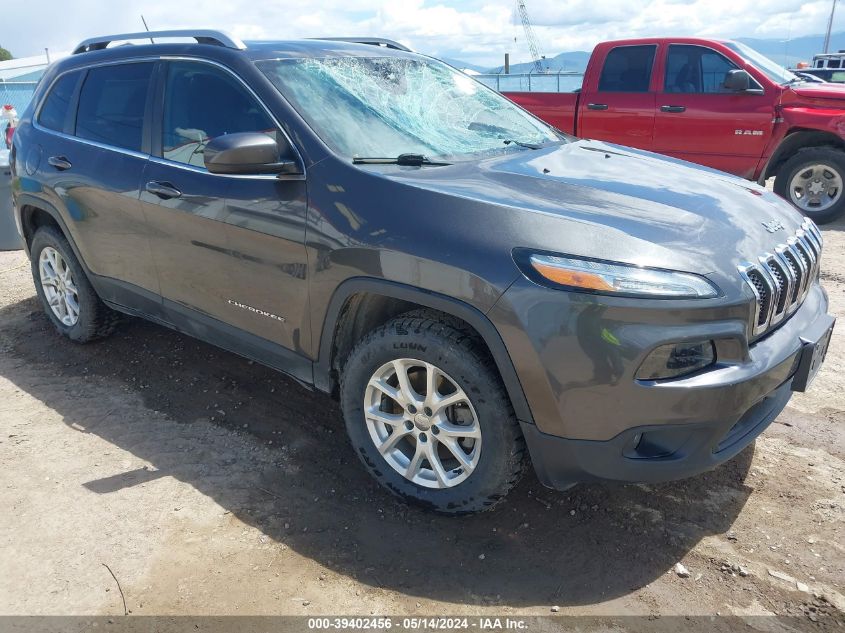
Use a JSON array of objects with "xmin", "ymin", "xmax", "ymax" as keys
[
  {"xmin": 162, "ymin": 61, "xmax": 276, "ymax": 168},
  {"xmin": 38, "ymin": 71, "xmax": 81, "ymax": 132},
  {"xmin": 75, "ymin": 62, "xmax": 153, "ymax": 152},
  {"xmin": 665, "ymin": 45, "xmax": 739, "ymax": 93},
  {"xmin": 598, "ymin": 45, "xmax": 656, "ymax": 93}
]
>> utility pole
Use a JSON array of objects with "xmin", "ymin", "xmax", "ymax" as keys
[{"xmin": 823, "ymin": 0, "xmax": 838, "ymax": 53}]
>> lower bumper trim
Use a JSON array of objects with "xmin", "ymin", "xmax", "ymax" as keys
[{"xmin": 521, "ymin": 381, "xmax": 792, "ymax": 490}]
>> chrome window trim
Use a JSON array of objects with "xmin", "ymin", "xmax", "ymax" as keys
[
  {"xmin": 31, "ymin": 55, "xmax": 306, "ymax": 181},
  {"xmin": 30, "ymin": 126, "xmax": 150, "ymax": 161}
]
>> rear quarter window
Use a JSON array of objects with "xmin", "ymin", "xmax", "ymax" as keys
[
  {"xmin": 38, "ymin": 71, "xmax": 81, "ymax": 133},
  {"xmin": 75, "ymin": 62, "xmax": 154, "ymax": 152}
]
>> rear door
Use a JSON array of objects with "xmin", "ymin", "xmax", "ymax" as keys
[
  {"xmin": 652, "ymin": 44, "xmax": 773, "ymax": 178},
  {"xmin": 35, "ymin": 62, "xmax": 160, "ymax": 297},
  {"xmin": 139, "ymin": 59, "xmax": 309, "ymax": 356},
  {"xmin": 578, "ymin": 44, "xmax": 658, "ymax": 150}
]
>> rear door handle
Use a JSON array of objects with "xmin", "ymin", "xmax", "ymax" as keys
[
  {"xmin": 145, "ymin": 181, "xmax": 182, "ymax": 200},
  {"xmin": 660, "ymin": 105, "xmax": 687, "ymax": 113},
  {"xmin": 587, "ymin": 103, "xmax": 609, "ymax": 111},
  {"xmin": 48, "ymin": 155, "xmax": 72, "ymax": 171}
]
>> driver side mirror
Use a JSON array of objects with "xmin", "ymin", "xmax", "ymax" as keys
[
  {"xmin": 204, "ymin": 132, "xmax": 301, "ymax": 176},
  {"xmin": 724, "ymin": 69, "xmax": 751, "ymax": 92}
]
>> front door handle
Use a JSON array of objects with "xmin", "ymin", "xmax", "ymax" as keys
[
  {"xmin": 48, "ymin": 155, "xmax": 72, "ymax": 171},
  {"xmin": 660, "ymin": 105, "xmax": 687, "ymax": 113},
  {"xmin": 587, "ymin": 103, "xmax": 609, "ymax": 111},
  {"xmin": 145, "ymin": 181, "xmax": 182, "ymax": 200}
]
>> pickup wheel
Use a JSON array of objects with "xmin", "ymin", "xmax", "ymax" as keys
[
  {"xmin": 29, "ymin": 226, "xmax": 120, "ymax": 343},
  {"xmin": 339, "ymin": 314, "xmax": 525, "ymax": 514},
  {"xmin": 774, "ymin": 146, "xmax": 845, "ymax": 224}
]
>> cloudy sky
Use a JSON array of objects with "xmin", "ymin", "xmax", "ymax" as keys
[{"xmin": 2, "ymin": 0, "xmax": 842, "ymax": 67}]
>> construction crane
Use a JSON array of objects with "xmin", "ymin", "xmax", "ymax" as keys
[{"xmin": 515, "ymin": 1, "xmax": 545, "ymax": 73}]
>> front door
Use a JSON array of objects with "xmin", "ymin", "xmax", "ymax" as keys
[
  {"xmin": 578, "ymin": 44, "xmax": 658, "ymax": 150},
  {"xmin": 139, "ymin": 59, "xmax": 310, "ymax": 357},
  {"xmin": 652, "ymin": 44, "xmax": 773, "ymax": 179}
]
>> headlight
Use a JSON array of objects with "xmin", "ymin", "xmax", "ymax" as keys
[{"xmin": 520, "ymin": 253, "xmax": 720, "ymax": 299}]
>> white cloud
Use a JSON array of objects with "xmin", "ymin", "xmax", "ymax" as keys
[{"xmin": 2, "ymin": 0, "xmax": 842, "ymax": 67}]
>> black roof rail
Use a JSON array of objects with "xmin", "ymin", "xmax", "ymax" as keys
[
  {"xmin": 312, "ymin": 37, "xmax": 412, "ymax": 52},
  {"xmin": 72, "ymin": 29, "xmax": 247, "ymax": 55}
]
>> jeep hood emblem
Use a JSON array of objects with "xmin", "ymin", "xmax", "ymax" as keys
[{"xmin": 762, "ymin": 219, "xmax": 785, "ymax": 233}]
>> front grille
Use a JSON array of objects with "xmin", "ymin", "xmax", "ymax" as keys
[{"xmin": 738, "ymin": 218, "xmax": 823, "ymax": 337}]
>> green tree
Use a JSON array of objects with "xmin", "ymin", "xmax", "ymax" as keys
[{"xmin": 0, "ymin": 46, "xmax": 12, "ymax": 61}]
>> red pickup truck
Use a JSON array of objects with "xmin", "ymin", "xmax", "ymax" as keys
[{"xmin": 505, "ymin": 38, "xmax": 845, "ymax": 223}]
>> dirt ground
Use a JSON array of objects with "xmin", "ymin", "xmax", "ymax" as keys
[{"xmin": 0, "ymin": 218, "xmax": 843, "ymax": 625}]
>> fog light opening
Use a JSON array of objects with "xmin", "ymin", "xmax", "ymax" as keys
[{"xmin": 636, "ymin": 340, "xmax": 716, "ymax": 381}]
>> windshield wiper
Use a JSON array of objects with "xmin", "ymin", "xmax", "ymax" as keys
[
  {"xmin": 503, "ymin": 139, "xmax": 545, "ymax": 150},
  {"xmin": 352, "ymin": 153, "xmax": 451, "ymax": 166}
]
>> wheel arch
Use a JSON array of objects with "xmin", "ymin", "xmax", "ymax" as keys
[
  {"xmin": 760, "ymin": 129, "xmax": 845, "ymax": 184},
  {"xmin": 315, "ymin": 278, "xmax": 534, "ymax": 425},
  {"xmin": 16, "ymin": 196, "xmax": 89, "ymax": 271}
]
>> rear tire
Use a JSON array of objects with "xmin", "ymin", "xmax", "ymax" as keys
[
  {"xmin": 30, "ymin": 226, "xmax": 120, "ymax": 342},
  {"xmin": 340, "ymin": 313, "xmax": 525, "ymax": 514},
  {"xmin": 774, "ymin": 146, "xmax": 845, "ymax": 224}
]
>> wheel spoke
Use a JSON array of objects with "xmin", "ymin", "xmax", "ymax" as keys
[
  {"xmin": 376, "ymin": 428, "xmax": 411, "ymax": 456},
  {"xmin": 365, "ymin": 407, "xmax": 405, "ymax": 428},
  {"xmin": 392, "ymin": 359, "xmax": 420, "ymax": 405},
  {"xmin": 424, "ymin": 363, "xmax": 438, "ymax": 405},
  {"xmin": 438, "ymin": 435, "xmax": 476, "ymax": 474},
  {"xmin": 368, "ymin": 377, "xmax": 403, "ymax": 406},
  {"xmin": 437, "ymin": 420, "xmax": 481, "ymax": 439},
  {"xmin": 431, "ymin": 390, "xmax": 468, "ymax": 415},
  {"xmin": 64, "ymin": 294, "xmax": 80, "ymax": 320},
  {"xmin": 424, "ymin": 441, "xmax": 449, "ymax": 486},
  {"xmin": 405, "ymin": 440, "xmax": 425, "ymax": 479}
]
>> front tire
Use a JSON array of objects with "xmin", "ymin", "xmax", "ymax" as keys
[
  {"xmin": 340, "ymin": 313, "xmax": 525, "ymax": 514},
  {"xmin": 30, "ymin": 226, "xmax": 120, "ymax": 342},
  {"xmin": 774, "ymin": 146, "xmax": 845, "ymax": 224}
]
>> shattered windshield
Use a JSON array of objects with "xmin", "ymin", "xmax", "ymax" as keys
[{"xmin": 257, "ymin": 56, "xmax": 561, "ymax": 161}]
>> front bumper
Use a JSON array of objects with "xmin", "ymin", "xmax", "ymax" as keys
[{"xmin": 489, "ymin": 277, "xmax": 833, "ymax": 488}]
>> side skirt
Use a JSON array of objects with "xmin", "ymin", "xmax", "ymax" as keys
[{"xmin": 94, "ymin": 275, "xmax": 315, "ymax": 390}]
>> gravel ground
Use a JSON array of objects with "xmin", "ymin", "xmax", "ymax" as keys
[{"xmin": 0, "ymin": 218, "xmax": 843, "ymax": 624}]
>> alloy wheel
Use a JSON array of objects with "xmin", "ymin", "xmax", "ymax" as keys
[
  {"xmin": 38, "ymin": 246, "xmax": 80, "ymax": 327},
  {"xmin": 363, "ymin": 358, "xmax": 482, "ymax": 489}
]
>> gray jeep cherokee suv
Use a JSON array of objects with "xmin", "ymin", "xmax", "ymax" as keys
[{"xmin": 10, "ymin": 30, "xmax": 835, "ymax": 513}]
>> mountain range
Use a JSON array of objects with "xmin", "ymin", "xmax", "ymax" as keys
[{"xmin": 450, "ymin": 31, "xmax": 845, "ymax": 75}]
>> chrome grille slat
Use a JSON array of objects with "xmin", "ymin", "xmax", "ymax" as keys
[{"xmin": 738, "ymin": 219, "xmax": 822, "ymax": 337}]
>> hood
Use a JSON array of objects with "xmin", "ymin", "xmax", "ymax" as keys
[
  {"xmin": 788, "ymin": 82, "xmax": 845, "ymax": 104},
  {"xmin": 386, "ymin": 140, "xmax": 807, "ymax": 288}
]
